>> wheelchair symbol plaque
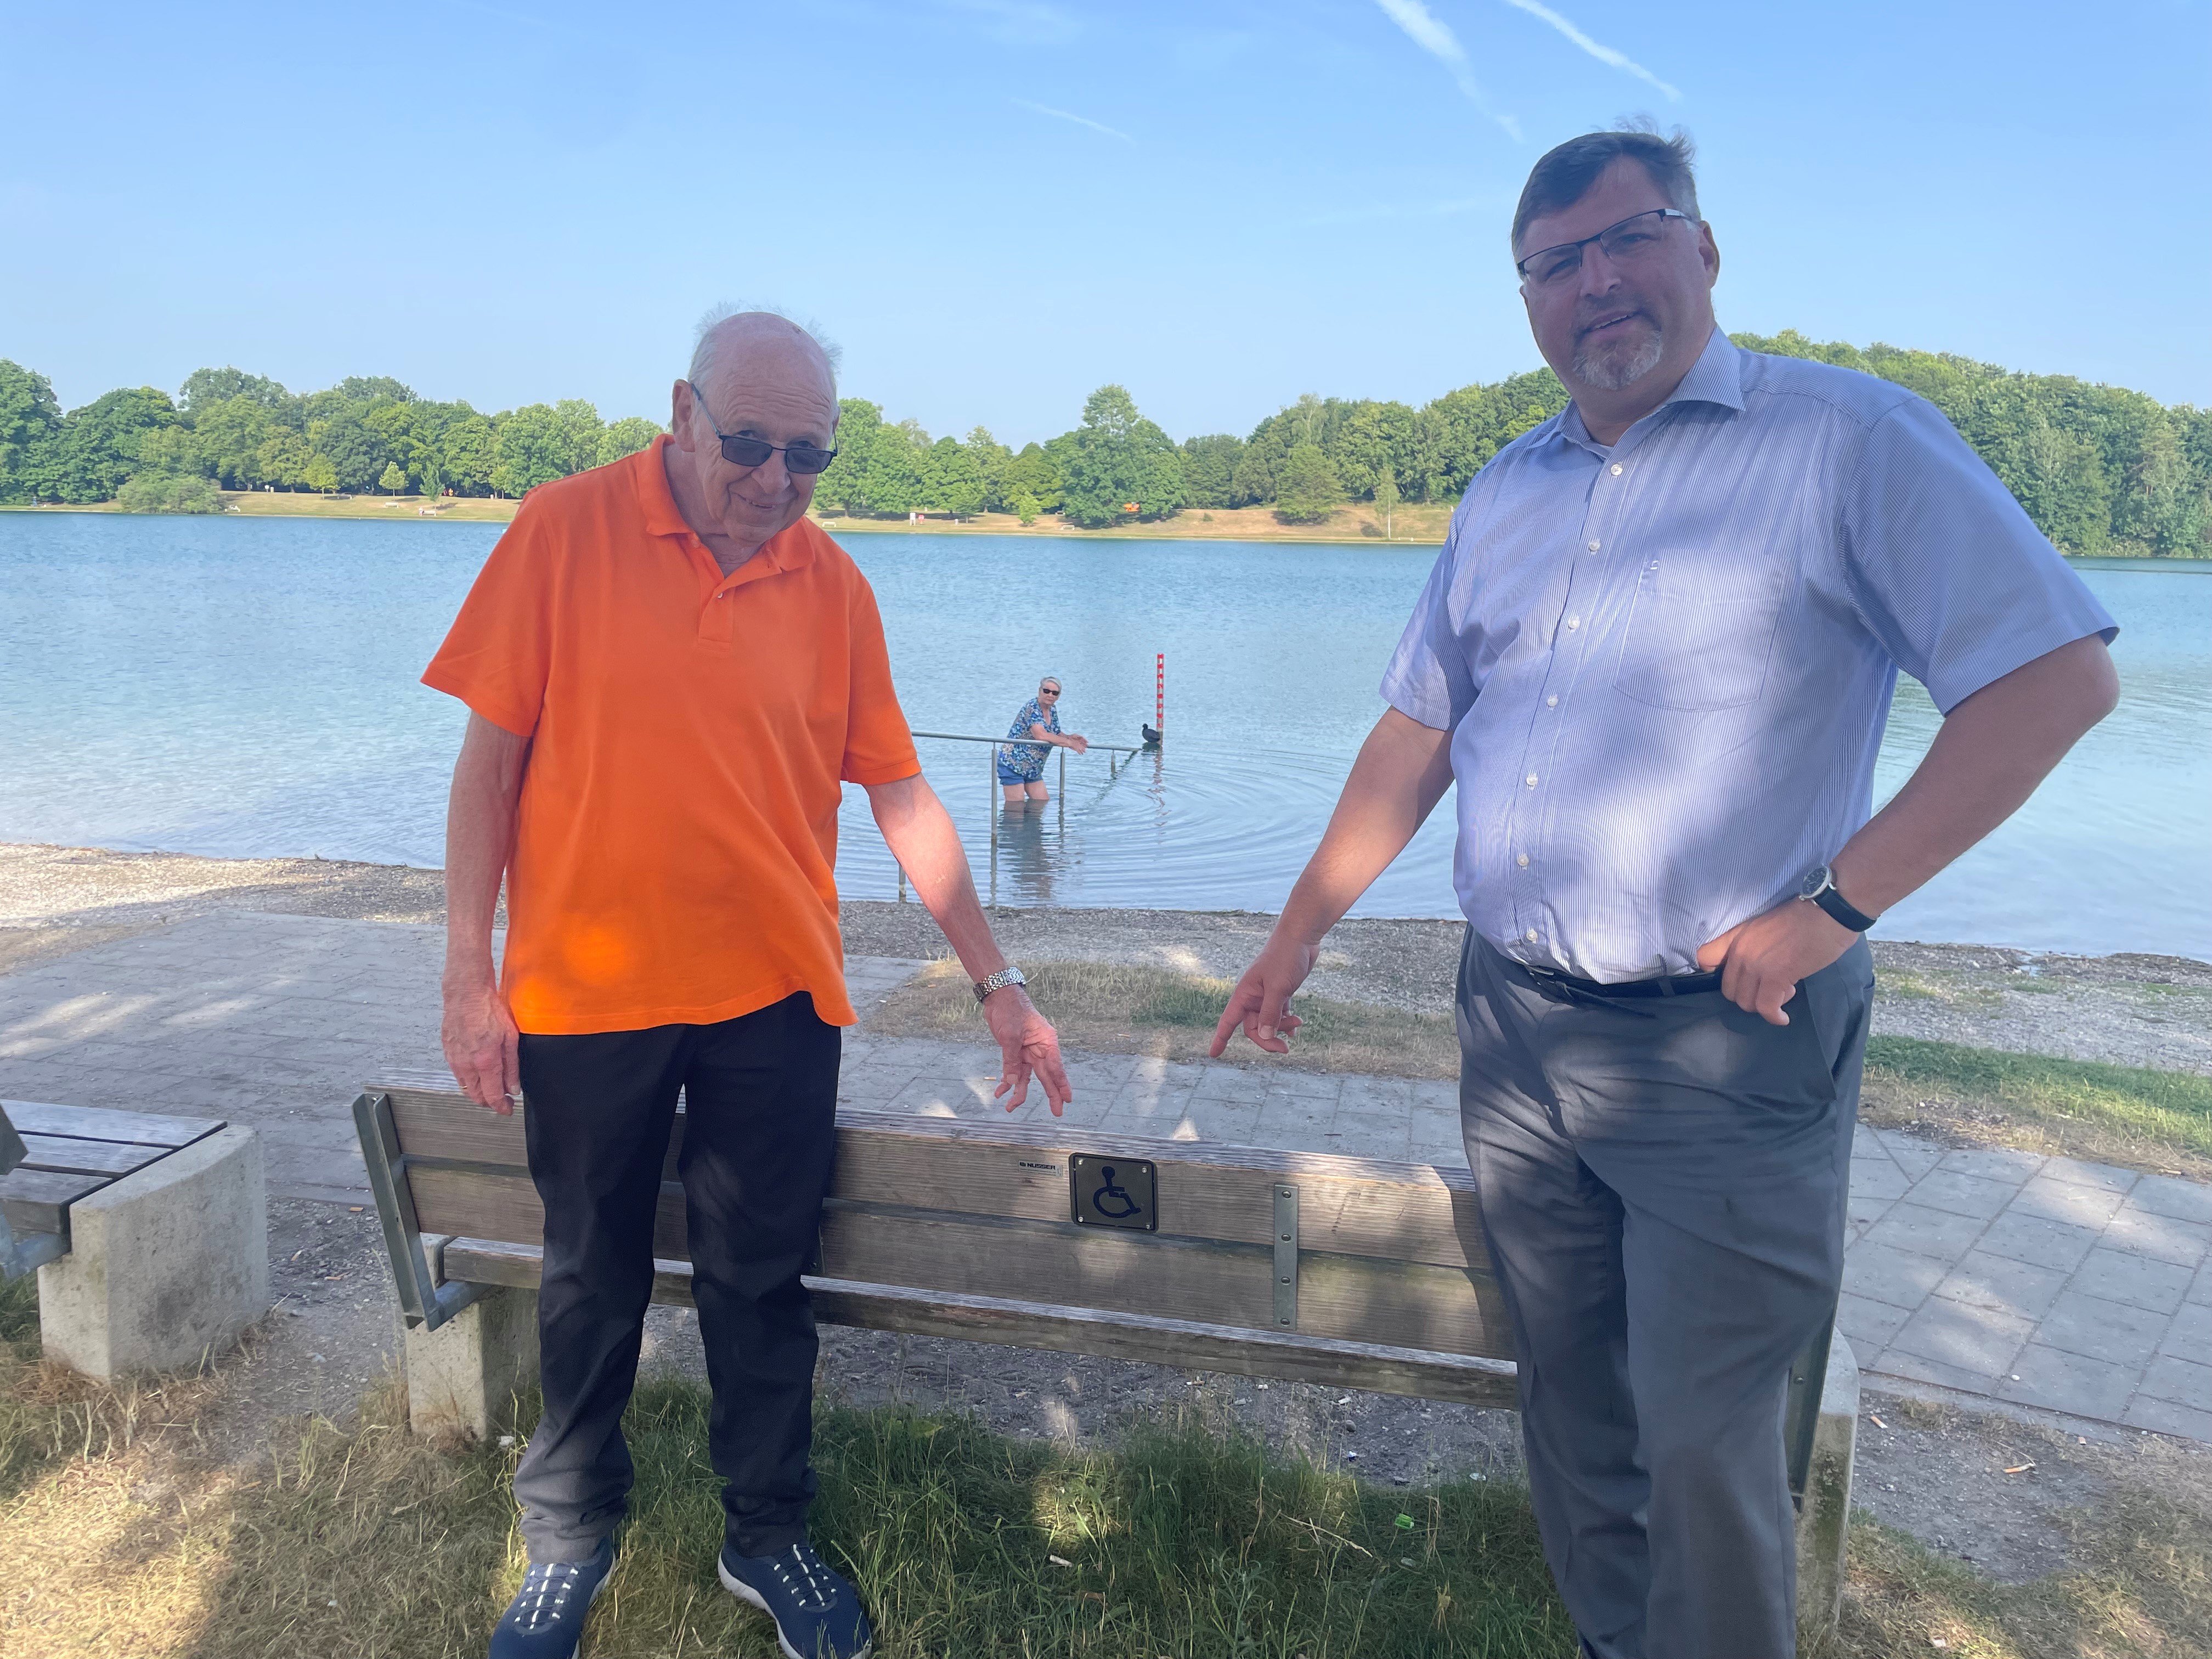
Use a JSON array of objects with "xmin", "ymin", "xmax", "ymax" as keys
[{"xmin": 1069, "ymin": 1154, "xmax": 1158, "ymax": 1232}]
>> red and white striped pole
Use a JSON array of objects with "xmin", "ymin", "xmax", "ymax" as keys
[{"xmin": 1155, "ymin": 652, "xmax": 1165, "ymax": 735}]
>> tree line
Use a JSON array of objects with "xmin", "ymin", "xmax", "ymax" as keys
[
  {"xmin": 3, "ymin": 335, "xmax": 2206, "ymax": 556},
  {"xmin": 0, "ymin": 364, "xmax": 663, "ymax": 514}
]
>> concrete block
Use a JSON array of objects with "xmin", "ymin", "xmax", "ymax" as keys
[
  {"xmin": 1795, "ymin": 1335, "xmax": 1858, "ymax": 1645},
  {"xmin": 37, "ymin": 1125, "xmax": 269, "ymax": 1381},
  {"xmin": 400, "ymin": 1283, "xmax": 541, "ymax": 1442}
]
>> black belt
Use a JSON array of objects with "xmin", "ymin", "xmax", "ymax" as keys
[{"xmin": 1519, "ymin": 962, "xmax": 1723, "ymax": 1001}]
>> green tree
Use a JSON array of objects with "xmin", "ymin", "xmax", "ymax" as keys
[
  {"xmin": 303, "ymin": 454, "xmax": 340, "ymax": 494},
  {"xmin": 178, "ymin": 366, "xmax": 289, "ymax": 413},
  {"xmin": 191, "ymin": 395, "xmax": 280, "ymax": 487},
  {"xmin": 379, "ymin": 460, "xmax": 408, "ymax": 494},
  {"xmin": 117, "ymin": 470, "xmax": 221, "ymax": 512},
  {"xmin": 922, "ymin": 436, "xmax": 988, "ymax": 517},
  {"xmin": 305, "ymin": 407, "xmax": 388, "ymax": 493},
  {"xmin": 863, "ymin": 419, "xmax": 932, "ymax": 516},
  {"xmin": 963, "ymin": 425, "xmax": 1013, "ymax": 511},
  {"xmin": 599, "ymin": 416, "xmax": 662, "ymax": 466},
  {"xmin": 1274, "ymin": 441, "xmax": 1343, "ymax": 524},
  {"xmin": 551, "ymin": 399, "xmax": 606, "ymax": 476},
  {"xmin": 1011, "ymin": 491, "xmax": 1040, "ymax": 525},
  {"xmin": 816, "ymin": 398, "xmax": 883, "ymax": 514},
  {"xmin": 46, "ymin": 387, "xmax": 178, "ymax": 503},
  {"xmin": 1058, "ymin": 385, "xmax": 1186, "ymax": 527},
  {"xmin": 335, "ymin": 376, "xmax": 415, "ymax": 404},
  {"xmin": 1179, "ymin": 433, "xmax": 1245, "ymax": 509},
  {"xmin": 437, "ymin": 412, "xmax": 496, "ymax": 496},
  {"xmin": 1329, "ymin": 400, "xmax": 1418, "ymax": 500},
  {"xmin": 490, "ymin": 404, "xmax": 573, "ymax": 496},
  {"xmin": 1373, "ymin": 465, "xmax": 1400, "ymax": 538},
  {"xmin": 252, "ymin": 430, "xmax": 312, "ymax": 490},
  {"xmin": 1000, "ymin": 442, "xmax": 1062, "ymax": 514},
  {"xmin": 0, "ymin": 360, "xmax": 64, "ymax": 502}
]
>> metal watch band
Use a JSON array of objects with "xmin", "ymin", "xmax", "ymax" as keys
[{"xmin": 973, "ymin": 966, "xmax": 1027, "ymax": 1003}]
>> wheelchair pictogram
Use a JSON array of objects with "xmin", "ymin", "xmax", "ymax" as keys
[{"xmin": 1069, "ymin": 1154, "xmax": 1158, "ymax": 1232}]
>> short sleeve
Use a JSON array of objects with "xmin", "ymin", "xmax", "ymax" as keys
[
  {"xmin": 1379, "ymin": 524, "xmax": 1477, "ymax": 731},
  {"xmin": 840, "ymin": 574, "xmax": 921, "ymax": 785},
  {"xmin": 421, "ymin": 504, "xmax": 557, "ymax": 738},
  {"xmin": 1839, "ymin": 396, "xmax": 2117, "ymax": 714}
]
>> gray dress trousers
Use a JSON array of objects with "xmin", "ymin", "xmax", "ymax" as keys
[{"xmin": 1456, "ymin": 929, "xmax": 1873, "ymax": 1659}]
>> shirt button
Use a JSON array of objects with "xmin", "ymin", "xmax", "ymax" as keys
[
  {"xmin": 1586, "ymin": 539, "xmax": 1601, "ymax": 552},
  {"xmin": 1545, "ymin": 695, "xmax": 1559, "ymax": 708},
  {"xmin": 1610, "ymin": 463, "xmax": 1623, "ymax": 476},
  {"xmin": 1525, "ymin": 773, "xmax": 1538, "ymax": 788},
  {"xmin": 1525, "ymin": 929, "xmax": 1539, "ymax": 944},
  {"xmin": 1566, "ymin": 616, "xmax": 1580, "ymax": 631},
  {"xmin": 1516, "ymin": 853, "xmax": 1530, "ymax": 868}
]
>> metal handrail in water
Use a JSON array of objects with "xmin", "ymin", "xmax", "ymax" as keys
[{"xmin": 910, "ymin": 729, "xmax": 1147, "ymax": 756}]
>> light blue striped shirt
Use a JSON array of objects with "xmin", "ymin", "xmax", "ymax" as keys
[{"xmin": 1381, "ymin": 329, "xmax": 2117, "ymax": 983}]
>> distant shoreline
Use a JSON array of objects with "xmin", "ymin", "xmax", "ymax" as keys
[{"xmin": 4, "ymin": 498, "xmax": 2208, "ymax": 565}]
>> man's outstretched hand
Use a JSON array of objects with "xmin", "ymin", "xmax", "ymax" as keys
[
  {"xmin": 984, "ymin": 985, "xmax": 1073, "ymax": 1115},
  {"xmin": 442, "ymin": 974, "xmax": 521, "ymax": 1114},
  {"xmin": 1697, "ymin": 898, "xmax": 1857, "ymax": 1026},
  {"xmin": 1210, "ymin": 935, "xmax": 1319, "ymax": 1057}
]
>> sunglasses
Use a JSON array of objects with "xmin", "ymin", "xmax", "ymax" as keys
[
  {"xmin": 688, "ymin": 383, "xmax": 838, "ymax": 475},
  {"xmin": 1040, "ymin": 688, "xmax": 1060, "ymax": 696}
]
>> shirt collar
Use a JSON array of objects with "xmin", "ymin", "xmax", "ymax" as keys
[
  {"xmin": 1554, "ymin": 326, "xmax": 1744, "ymax": 452},
  {"xmin": 633, "ymin": 433, "xmax": 817, "ymax": 585}
]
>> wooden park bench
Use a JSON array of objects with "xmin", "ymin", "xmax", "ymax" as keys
[
  {"xmin": 357, "ymin": 1070, "xmax": 1859, "ymax": 1637},
  {"xmin": 0, "ymin": 1098, "xmax": 268, "ymax": 1379}
]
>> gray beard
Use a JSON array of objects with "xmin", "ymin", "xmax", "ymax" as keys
[{"xmin": 1573, "ymin": 325, "xmax": 1664, "ymax": 392}]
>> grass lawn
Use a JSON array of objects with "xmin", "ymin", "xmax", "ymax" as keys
[
  {"xmin": 872, "ymin": 961, "xmax": 2212, "ymax": 1179},
  {"xmin": 5, "ymin": 1275, "xmax": 2208, "ymax": 1657}
]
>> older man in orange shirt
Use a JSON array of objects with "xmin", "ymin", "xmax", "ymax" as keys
[{"xmin": 428, "ymin": 311, "xmax": 1068, "ymax": 1659}]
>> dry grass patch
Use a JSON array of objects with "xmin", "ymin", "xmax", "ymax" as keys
[{"xmin": 870, "ymin": 958, "xmax": 1460, "ymax": 1080}]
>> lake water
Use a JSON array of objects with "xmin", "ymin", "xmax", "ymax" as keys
[{"xmin": 2, "ymin": 514, "xmax": 2206, "ymax": 960}]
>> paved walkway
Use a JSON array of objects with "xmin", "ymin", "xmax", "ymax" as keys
[{"xmin": 1, "ymin": 912, "xmax": 2205, "ymax": 1440}]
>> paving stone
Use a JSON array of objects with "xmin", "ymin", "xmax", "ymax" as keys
[
  {"xmin": 1972, "ymin": 1211, "xmax": 2101, "ymax": 1277},
  {"xmin": 2190, "ymin": 1260, "xmax": 2212, "ymax": 1307},
  {"xmin": 1933, "ymin": 1251, "xmax": 2072, "ymax": 1322},
  {"xmin": 1847, "ymin": 1193, "xmax": 1895, "ymax": 1235},
  {"xmin": 1997, "ymin": 1343, "xmax": 2141, "ymax": 1421},
  {"xmin": 1861, "ymin": 1203, "xmax": 1990, "ymax": 1266},
  {"xmin": 2040, "ymin": 1156, "xmax": 2140, "ymax": 1195},
  {"xmin": 1901, "ymin": 1169, "xmax": 2020, "ymax": 1221},
  {"xmin": 2160, "ymin": 1304, "xmax": 2212, "ymax": 1367},
  {"xmin": 1842, "ymin": 1242, "xmax": 1949, "ymax": 1311},
  {"xmin": 1874, "ymin": 1129, "xmax": 1943, "ymax": 1181},
  {"xmin": 2099, "ymin": 1206, "xmax": 2211, "ymax": 1269},
  {"xmin": 2007, "ymin": 1177, "xmax": 2128, "ymax": 1231},
  {"xmin": 2138, "ymin": 1354, "xmax": 2212, "ymax": 1413},
  {"xmin": 2126, "ymin": 1173, "xmax": 2212, "ymax": 1226},
  {"xmin": 1851, "ymin": 1124, "xmax": 1889, "ymax": 1161},
  {"xmin": 1835, "ymin": 1292, "xmax": 1911, "ymax": 1352},
  {"xmin": 2034, "ymin": 1290, "xmax": 2173, "ymax": 1368},
  {"xmin": 1933, "ymin": 1146, "xmax": 2046, "ymax": 1184},
  {"xmin": 1258, "ymin": 1069, "xmax": 1340, "ymax": 1102},
  {"xmin": 2067, "ymin": 1248, "xmax": 2198, "ymax": 1316},
  {"xmin": 1847, "ymin": 1158, "xmax": 1912, "ymax": 1202},
  {"xmin": 2122, "ymin": 1394, "xmax": 2212, "ymax": 1442},
  {"xmin": 1889, "ymin": 1297, "xmax": 2033, "ymax": 1376},
  {"xmin": 1869, "ymin": 1347, "xmax": 1999, "ymax": 1394}
]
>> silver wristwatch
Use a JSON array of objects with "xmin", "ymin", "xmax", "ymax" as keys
[{"xmin": 973, "ymin": 965, "xmax": 1028, "ymax": 1003}]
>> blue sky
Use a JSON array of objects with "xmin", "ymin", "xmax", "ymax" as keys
[{"xmin": 5, "ymin": 1, "xmax": 2207, "ymax": 444}]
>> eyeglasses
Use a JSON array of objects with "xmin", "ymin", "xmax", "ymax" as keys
[
  {"xmin": 1516, "ymin": 208, "xmax": 1691, "ymax": 290},
  {"xmin": 687, "ymin": 383, "xmax": 838, "ymax": 474},
  {"xmin": 1039, "ymin": 688, "xmax": 1060, "ymax": 697}
]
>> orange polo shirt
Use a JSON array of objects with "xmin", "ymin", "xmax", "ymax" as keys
[{"xmin": 423, "ymin": 436, "xmax": 919, "ymax": 1035}]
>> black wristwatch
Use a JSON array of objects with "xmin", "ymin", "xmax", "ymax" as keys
[{"xmin": 1798, "ymin": 864, "xmax": 1877, "ymax": 933}]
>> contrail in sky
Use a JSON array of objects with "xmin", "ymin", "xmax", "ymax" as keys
[
  {"xmin": 1011, "ymin": 99, "xmax": 1136, "ymax": 143},
  {"xmin": 1372, "ymin": 0, "xmax": 1523, "ymax": 140},
  {"xmin": 1497, "ymin": 0, "xmax": 1681, "ymax": 100}
]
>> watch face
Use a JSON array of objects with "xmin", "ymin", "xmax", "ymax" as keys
[{"xmin": 1800, "ymin": 865, "xmax": 1830, "ymax": 900}]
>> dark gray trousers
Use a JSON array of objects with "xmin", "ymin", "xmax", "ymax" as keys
[{"xmin": 1457, "ymin": 931, "xmax": 1872, "ymax": 1659}]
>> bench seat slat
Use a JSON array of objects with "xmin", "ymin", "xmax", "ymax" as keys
[
  {"xmin": 16, "ymin": 1133, "xmax": 172, "ymax": 1178},
  {"xmin": 435, "ymin": 1238, "xmax": 1521, "ymax": 1410},
  {"xmin": 1, "ymin": 1099, "xmax": 224, "ymax": 1150},
  {"xmin": 1, "ymin": 1167, "xmax": 110, "ymax": 1234}
]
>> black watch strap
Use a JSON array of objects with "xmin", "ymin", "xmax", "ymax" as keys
[{"xmin": 1804, "ymin": 867, "xmax": 1878, "ymax": 933}]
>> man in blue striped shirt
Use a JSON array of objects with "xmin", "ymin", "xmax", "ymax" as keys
[{"xmin": 1213, "ymin": 129, "xmax": 2117, "ymax": 1658}]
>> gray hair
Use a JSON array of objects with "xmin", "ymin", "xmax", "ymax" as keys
[
  {"xmin": 689, "ymin": 301, "xmax": 843, "ymax": 393},
  {"xmin": 1511, "ymin": 126, "xmax": 1700, "ymax": 253}
]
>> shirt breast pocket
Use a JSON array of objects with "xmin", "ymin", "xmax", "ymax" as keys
[{"xmin": 1612, "ymin": 548, "xmax": 1790, "ymax": 712}]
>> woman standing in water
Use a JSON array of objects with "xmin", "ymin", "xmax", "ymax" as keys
[{"xmin": 997, "ymin": 676, "xmax": 1088, "ymax": 803}]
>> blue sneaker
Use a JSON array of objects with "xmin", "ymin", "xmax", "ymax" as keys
[
  {"xmin": 718, "ymin": 1541, "xmax": 872, "ymax": 1659},
  {"xmin": 488, "ymin": 1539, "xmax": 614, "ymax": 1658}
]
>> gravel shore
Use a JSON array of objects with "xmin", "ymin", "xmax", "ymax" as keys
[{"xmin": 5, "ymin": 840, "xmax": 2206, "ymax": 1074}]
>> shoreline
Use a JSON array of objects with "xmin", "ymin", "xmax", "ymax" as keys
[{"xmin": 6, "ymin": 501, "xmax": 2207, "ymax": 566}]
